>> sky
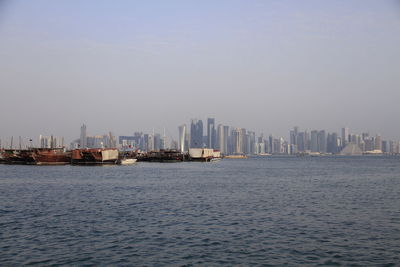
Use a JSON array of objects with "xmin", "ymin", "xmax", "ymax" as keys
[{"xmin": 0, "ymin": 0, "xmax": 400, "ymax": 145}]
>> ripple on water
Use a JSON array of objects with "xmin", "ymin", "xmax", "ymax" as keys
[{"xmin": 0, "ymin": 156, "xmax": 400, "ymax": 265}]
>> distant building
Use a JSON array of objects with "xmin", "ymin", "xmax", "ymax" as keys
[
  {"xmin": 232, "ymin": 128, "xmax": 245, "ymax": 154},
  {"xmin": 178, "ymin": 124, "xmax": 187, "ymax": 152},
  {"xmin": 217, "ymin": 124, "xmax": 228, "ymax": 154},
  {"xmin": 207, "ymin": 118, "xmax": 216, "ymax": 149},
  {"xmin": 190, "ymin": 119, "xmax": 203, "ymax": 148},
  {"xmin": 248, "ymin": 131, "xmax": 256, "ymax": 155},
  {"xmin": 375, "ymin": 135, "xmax": 382, "ymax": 151},
  {"xmin": 39, "ymin": 135, "xmax": 63, "ymax": 148},
  {"xmin": 119, "ymin": 135, "xmax": 136, "ymax": 148},
  {"xmin": 342, "ymin": 127, "xmax": 349, "ymax": 147},
  {"xmin": 318, "ymin": 130, "xmax": 327, "ymax": 153},
  {"xmin": 327, "ymin": 132, "xmax": 340, "ymax": 154},
  {"xmin": 310, "ymin": 130, "xmax": 319, "ymax": 152}
]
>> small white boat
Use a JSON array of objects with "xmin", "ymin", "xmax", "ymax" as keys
[{"xmin": 119, "ymin": 158, "xmax": 137, "ymax": 165}]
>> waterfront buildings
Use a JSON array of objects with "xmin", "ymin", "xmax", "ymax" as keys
[
  {"xmin": 35, "ymin": 122, "xmax": 400, "ymax": 156},
  {"xmin": 178, "ymin": 125, "xmax": 187, "ymax": 152},
  {"xmin": 190, "ymin": 119, "xmax": 203, "ymax": 148},
  {"xmin": 342, "ymin": 127, "xmax": 349, "ymax": 147},
  {"xmin": 207, "ymin": 118, "xmax": 216, "ymax": 149}
]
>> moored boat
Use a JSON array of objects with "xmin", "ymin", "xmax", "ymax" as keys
[
  {"xmin": 138, "ymin": 149, "xmax": 184, "ymax": 162},
  {"xmin": 0, "ymin": 149, "xmax": 4, "ymax": 163},
  {"xmin": 224, "ymin": 154, "xmax": 248, "ymax": 159},
  {"xmin": 119, "ymin": 158, "xmax": 137, "ymax": 165},
  {"xmin": 71, "ymin": 148, "xmax": 119, "ymax": 165},
  {"xmin": 2, "ymin": 149, "xmax": 36, "ymax": 164},
  {"xmin": 188, "ymin": 148, "xmax": 222, "ymax": 162},
  {"xmin": 32, "ymin": 148, "xmax": 71, "ymax": 165}
]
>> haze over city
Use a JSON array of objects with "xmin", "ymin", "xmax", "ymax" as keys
[{"xmin": 1, "ymin": 0, "xmax": 400, "ymax": 143}]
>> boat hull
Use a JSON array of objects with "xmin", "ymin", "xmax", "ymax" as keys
[
  {"xmin": 32, "ymin": 149, "xmax": 71, "ymax": 165},
  {"xmin": 119, "ymin": 158, "xmax": 137, "ymax": 165},
  {"xmin": 71, "ymin": 148, "xmax": 119, "ymax": 165}
]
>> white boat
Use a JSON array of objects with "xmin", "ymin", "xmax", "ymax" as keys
[{"xmin": 119, "ymin": 158, "xmax": 137, "ymax": 165}]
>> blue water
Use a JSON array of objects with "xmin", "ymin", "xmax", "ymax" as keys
[{"xmin": 1, "ymin": 156, "xmax": 399, "ymax": 266}]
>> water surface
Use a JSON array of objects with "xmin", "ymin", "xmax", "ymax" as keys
[{"xmin": 1, "ymin": 156, "xmax": 399, "ymax": 266}]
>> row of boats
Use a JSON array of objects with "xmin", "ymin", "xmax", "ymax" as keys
[{"xmin": 0, "ymin": 148, "xmax": 222, "ymax": 165}]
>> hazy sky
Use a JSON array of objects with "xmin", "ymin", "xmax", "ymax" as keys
[{"xmin": 1, "ymin": 0, "xmax": 400, "ymax": 145}]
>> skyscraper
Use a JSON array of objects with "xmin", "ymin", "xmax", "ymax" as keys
[
  {"xmin": 248, "ymin": 131, "xmax": 256, "ymax": 155},
  {"xmin": 375, "ymin": 135, "xmax": 382, "ymax": 151},
  {"xmin": 217, "ymin": 124, "xmax": 224, "ymax": 151},
  {"xmin": 342, "ymin": 127, "xmax": 349, "ymax": 147},
  {"xmin": 290, "ymin": 126, "xmax": 299, "ymax": 146},
  {"xmin": 318, "ymin": 130, "xmax": 327, "ymax": 153},
  {"xmin": 310, "ymin": 130, "xmax": 319, "ymax": 152},
  {"xmin": 207, "ymin": 118, "xmax": 216, "ymax": 149},
  {"xmin": 297, "ymin": 132, "xmax": 305, "ymax": 152},
  {"xmin": 232, "ymin": 128, "xmax": 244, "ymax": 154},
  {"xmin": 223, "ymin": 125, "xmax": 229, "ymax": 155},
  {"xmin": 190, "ymin": 119, "xmax": 203, "ymax": 148},
  {"xmin": 178, "ymin": 124, "xmax": 187, "ymax": 152},
  {"xmin": 80, "ymin": 124, "xmax": 87, "ymax": 148}
]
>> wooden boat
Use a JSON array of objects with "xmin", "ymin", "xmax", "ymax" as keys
[{"xmin": 119, "ymin": 158, "xmax": 137, "ymax": 165}]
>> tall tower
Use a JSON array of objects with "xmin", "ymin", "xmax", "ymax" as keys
[
  {"xmin": 310, "ymin": 130, "xmax": 319, "ymax": 152},
  {"xmin": 217, "ymin": 124, "xmax": 228, "ymax": 154},
  {"xmin": 178, "ymin": 124, "xmax": 187, "ymax": 152},
  {"xmin": 190, "ymin": 119, "xmax": 203, "ymax": 148},
  {"xmin": 318, "ymin": 130, "xmax": 327, "ymax": 153},
  {"xmin": 375, "ymin": 135, "xmax": 382, "ymax": 151},
  {"xmin": 232, "ymin": 128, "xmax": 244, "ymax": 154},
  {"xmin": 207, "ymin": 118, "xmax": 216, "ymax": 149},
  {"xmin": 80, "ymin": 124, "xmax": 87, "ymax": 148},
  {"xmin": 342, "ymin": 127, "xmax": 349, "ymax": 146}
]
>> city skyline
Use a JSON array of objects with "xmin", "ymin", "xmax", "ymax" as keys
[
  {"xmin": 0, "ymin": 119, "xmax": 396, "ymax": 147},
  {"xmin": 1, "ymin": 118, "xmax": 398, "ymax": 156}
]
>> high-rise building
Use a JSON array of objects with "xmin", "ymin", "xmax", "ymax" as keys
[
  {"xmin": 80, "ymin": 124, "xmax": 87, "ymax": 148},
  {"xmin": 223, "ymin": 125, "xmax": 229, "ymax": 154},
  {"xmin": 147, "ymin": 134, "xmax": 154, "ymax": 151},
  {"xmin": 290, "ymin": 126, "xmax": 299, "ymax": 146},
  {"xmin": 232, "ymin": 128, "xmax": 244, "ymax": 154},
  {"xmin": 190, "ymin": 119, "xmax": 203, "ymax": 148},
  {"xmin": 269, "ymin": 135, "xmax": 274, "ymax": 154},
  {"xmin": 342, "ymin": 127, "xmax": 349, "ymax": 147},
  {"xmin": 217, "ymin": 124, "xmax": 224, "ymax": 152},
  {"xmin": 375, "ymin": 135, "xmax": 382, "ymax": 151},
  {"xmin": 154, "ymin": 133, "xmax": 161, "ymax": 150},
  {"xmin": 364, "ymin": 138, "xmax": 374, "ymax": 151},
  {"xmin": 318, "ymin": 130, "xmax": 327, "ymax": 153},
  {"xmin": 310, "ymin": 130, "xmax": 319, "ymax": 152},
  {"xmin": 297, "ymin": 132, "xmax": 305, "ymax": 152},
  {"xmin": 207, "ymin": 118, "xmax": 216, "ymax": 149},
  {"xmin": 382, "ymin": 140, "xmax": 389, "ymax": 153},
  {"xmin": 178, "ymin": 124, "xmax": 187, "ymax": 152},
  {"xmin": 248, "ymin": 131, "xmax": 256, "ymax": 155},
  {"xmin": 327, "ymin": 132, "xmax": 340, "ymax": 154}
]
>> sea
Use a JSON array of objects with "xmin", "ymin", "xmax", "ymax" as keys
[{"xmin": 0, "ymin": 156, "xmax": 399, "ymax": 266}]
